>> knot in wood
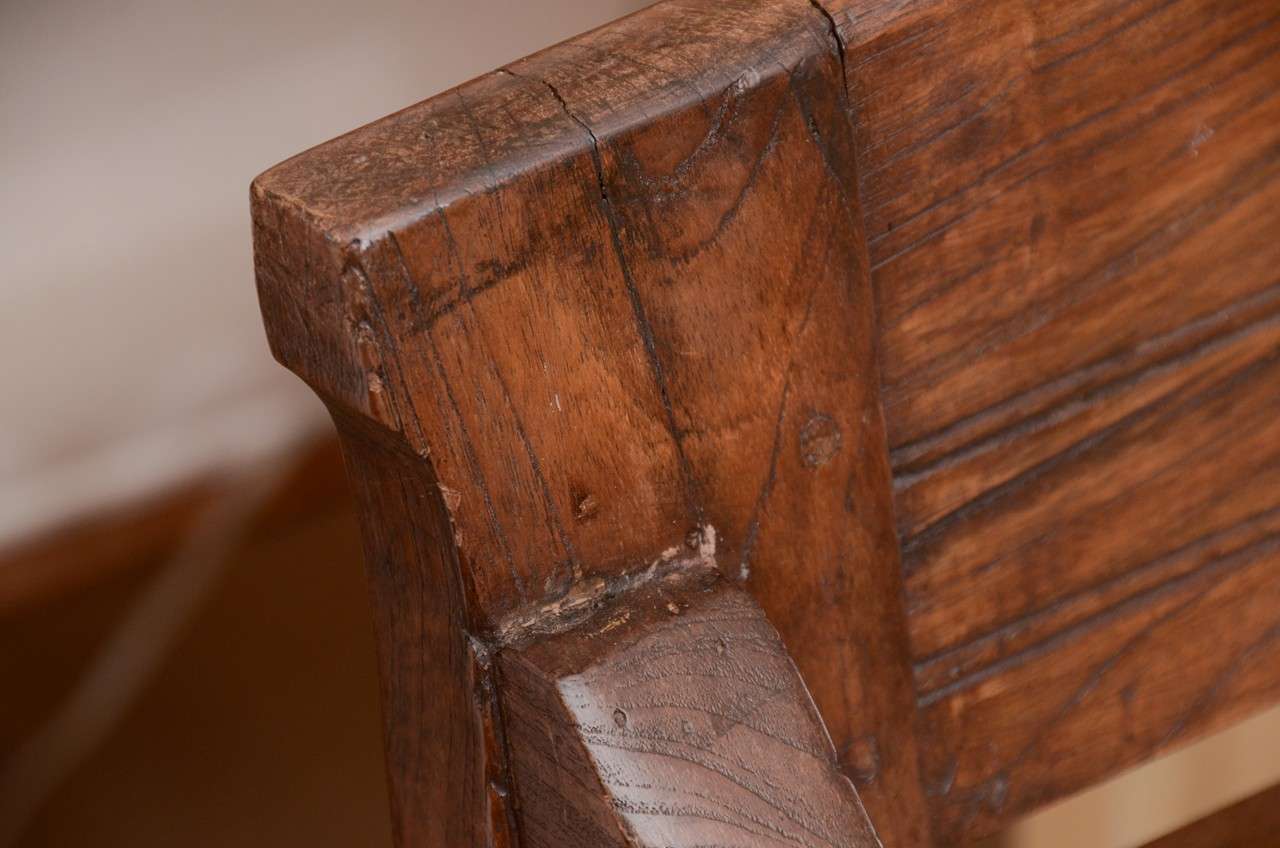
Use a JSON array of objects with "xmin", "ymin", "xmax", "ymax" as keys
[{"xmin": 799, "ymin": 413, "xmax": 843, "ymax": 468}]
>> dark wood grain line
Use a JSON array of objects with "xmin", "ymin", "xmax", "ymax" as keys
[
  {"xmin": 737, "ymin": 199, "xmax": 834, "ymax": 580},
  {"xmin": 422, "ymin": 327, "xmax": 527, "ymax": 601},
  {"xmin": 865, "ymin": 14, "xmax": 1279, "ymax": 247},
  {"xmin": 739, "ymin": 374, "xmax": 792, "ymax": 582},
  {"xmin": 896, "ymin": 294, "xmax": 1280, "ymax": 548},
  {"xmin": 1030, "ymin": 0, "xmax": 1147, "ymax": 51},
  {"xmin": 864, "ymin": 82, "xmax": 1016, "ymax": 178},
  {"xmin": 890, "ymin": 279, "xmax": 1280, "ymax": 477},
  {"xmin": 917, "ymin": 528, "xmax": 1280, "ymax": 707},
  {"xmin": 875, "ymin": 59, "xmax": 1280, "ymax": 308},
  {"xmin": 519, "ymin": 69, "xmax": 704, "ymax": 526},
  {"xmin": 936, "ymin": 545, "xmax": 1280, "ymax": 840},
  {"xmin": 1032, "ymin": 0, "xmax": 1187, "ymax": 74},
  {"xmin": 945, "ymin": 588, "xmax": 1210, "ymax": 832},
  {"xmin": 499, "ymin": 577, "xmax": 881, "ymax": 848},
  {"xmin": 410, "ymin": 276, "xmax": 506, "ymax": 335},
  {"xmin": 785, "ymin": 81, "xmax": 865, "ymax": 228},
  {"xmin": 657, "ymin": 91, "xmax": 789, "ymax": 266},
  {"xmin": 849, "ymin": 23, "xmax": 945, "ymax": 73},
  {"xmin": 853, "ymin": 76, "xmax": 983, "ymax": 145},
  {"xmin": 436, "ymin": 206, "xmax": 583, "ymax": 584},
  {"xmin": 916, "ymin": 504, "xmax": 1280, "ymax": 696},
  {"xmin": 904, "ymin": 339, "xmax": 1280, "ymax": 569},
  {"xmin": 896, "ymin": 139, "xmax": 1280, "ymax": 392}
]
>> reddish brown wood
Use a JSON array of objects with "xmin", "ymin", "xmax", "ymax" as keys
[
  {"xmin": 251, "ymin": 1, "xmax": 928, "ymax": 846},
  {"xmin": 816, "ymin": 0, "xmax": 1280, "ymax": 839},
  {"xmin": 1141, "ymin": 781, "xmax": 1280, "ymax": 848},
  {"xmin": 328, "ymin": 420, "xmax": 515, "ymax": 848},
  {"xmin": 498, "ymin": 570, "xmax": 881, "ymax": 848},
  {"xmin": 251, "ymin": 0, "xmax": 1280, "ymax": 846}
]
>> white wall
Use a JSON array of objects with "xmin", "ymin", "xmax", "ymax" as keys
[{"xmin": 0, "ymin": 0, "xmax": 646, "ymax": 544}]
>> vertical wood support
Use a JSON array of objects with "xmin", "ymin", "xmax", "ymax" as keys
[
  {"xmin": 499, "ymin": 570, "xmax": 882, "ymax": 848},
  {"xmin": 251, "ymin": 1, "xmax": 930, "ymax": 845}
]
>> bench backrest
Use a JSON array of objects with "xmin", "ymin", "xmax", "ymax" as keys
[{"xmin": 251, "ymin": 1, "xmax": 1280, "ymax": 844}]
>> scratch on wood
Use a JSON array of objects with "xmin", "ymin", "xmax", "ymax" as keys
[{"xmin": 495, "ymin": 524, "xmax": 719, "ymax": 645}]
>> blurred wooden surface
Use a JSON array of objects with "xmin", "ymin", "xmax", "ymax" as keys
[
  {"xmin": 0, "ymin": 479, "xmax": 391, "ymax": 848},
  {"xmin": 1143, "ymin": 782, "xmax": 1280, "ymax": 847},
  {"xmin": 0, "ymin": 438, "xmax": 348, "ymax": 616}
]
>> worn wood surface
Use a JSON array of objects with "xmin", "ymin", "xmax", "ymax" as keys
[
  {"xmin": 498, "ymin": 573, "xmax": 881, "ymax": 848},
  {"xmin": 253, "ymin": 0, "xmax": 1280, "ymax": 845},
  {"xmin": 1, "ymin": 487, "xmax": 392, "ymax": 847},
  {"xmin": 0, "ymin": 437, "xmax": 347, "ymax": 617},
  {"xmin": 330, "ymin": 417, "xmax": 516, "ymax": 848},
  {"xmin": 252, "ymin": 1, "xmax": 929, "ymax": 846},
  {"xmin": 816, "ymin": 0, "xmax": 1280, "ymax": 839},
  {"xmin": 1141, "ymin": 781, "xmax": 1280, "ymax": 848}
]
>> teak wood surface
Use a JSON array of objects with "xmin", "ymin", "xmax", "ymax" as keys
[{"xmin": 250, "ymin": 0, "xmax": 1280, "ymax": 845}]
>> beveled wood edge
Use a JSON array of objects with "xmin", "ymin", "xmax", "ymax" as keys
[{"xmin": 251, "ymin": 1, "xmax": 931, "ymax": 846}]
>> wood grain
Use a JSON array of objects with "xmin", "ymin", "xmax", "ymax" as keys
[
  {"xmin": 331, "ymin": 417, "xmax": 516, "ymax": 848},
  {"xmin": 498, "ymin": 572, "xmax": 881, "ymax": 848},
  {"xmin": 1141, "ymin": 781, "xmax": 1280, "ymax": 848},
  {"xmin": 252, "ymin": 1, "xmax": 930, "ymax": 846},
  {"xmin": 253, "ymin": 0, "xmax": 1280, "ymax": 844},
  {"xmin": 817, "ymin": 0, "xmax": 1280, "ymax": 840}
]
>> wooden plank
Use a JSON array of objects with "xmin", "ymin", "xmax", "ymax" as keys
[
  {"xmin": 498, "ymin": 571, "xmax": 881, "ymax": 848},
  {"xmin": 1142, "ymin": 782, "xmax": 1280, "ymax": 847},
  {"xmin": 254, "ymin": 1, "xmax": 1280, "ymax": 843},
  {"xmin": 816, "ymin": 0, "xmax": 1280, "ymax": 840},
  {"xmin": 252, "ymin": 2, "xmax": 931, "ymax": 845}
]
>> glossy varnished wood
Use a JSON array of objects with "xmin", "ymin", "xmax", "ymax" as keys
[{"xmin": 498, "ymin": 572, "xmax": 881, "ymax": 848}]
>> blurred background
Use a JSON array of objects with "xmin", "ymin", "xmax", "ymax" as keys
[{"xmin": 1, "ymin": 0, "xmax": 1276, "ymax": 846}]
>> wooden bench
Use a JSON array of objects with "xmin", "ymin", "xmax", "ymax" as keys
[{"xmin": 249, "ymin": 0, "xmax": 1280, "ymax": 844}]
